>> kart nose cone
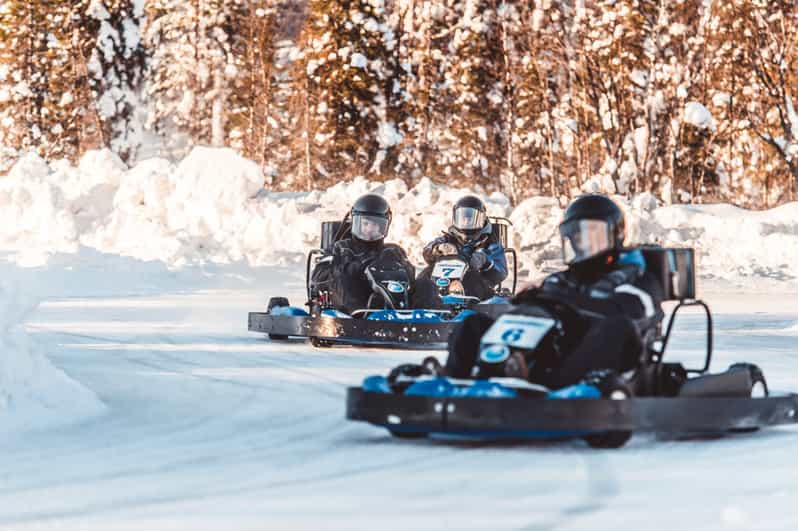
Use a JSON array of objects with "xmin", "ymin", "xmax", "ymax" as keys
[{"xmin": 387, "ymin": 281, "xmax": 405, "ymax": 293}]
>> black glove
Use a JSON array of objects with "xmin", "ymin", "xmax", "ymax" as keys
[
  {"xmin": 469, "ymin": 249, "xmax": 488, "ymax": 271},
  {"xmin": 433, "ymin": 242, "xmax": 458, "ymax": 256}
]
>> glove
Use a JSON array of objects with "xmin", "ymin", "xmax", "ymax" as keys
[
  {"xmin": 433, "ymin": 242, "xmax": 458, "ymax": 256},
  {"xmin": 469, "ymin": 249, "xmax": 488, "ymax": 271}
]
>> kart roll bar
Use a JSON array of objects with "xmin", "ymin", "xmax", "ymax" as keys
[
  {"xmin": 505, "ymin": 248, "xmax": 518, "ymax": 295},
  {"xmin": 490, "ymin": 216, "xmax": 518, "ymax": 295},
  {"xmin": 306, "ymin": 248, "xmax": 325, "ymax": 301},
  {"xmin": 658, "ymin": 299, "xmax": 713, "ymax": 375}
]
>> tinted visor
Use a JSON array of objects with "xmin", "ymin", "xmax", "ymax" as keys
[
  {"xmin": 352, "ymin": 213, "xmax": 389, "ymax": 241},
  {"xmin": 453, "ymin": 207, "xmax": 486, "ymax": 231},
  {"xmin": 560, "ymin": 219, "xmax": 613, "ymax": 264}
]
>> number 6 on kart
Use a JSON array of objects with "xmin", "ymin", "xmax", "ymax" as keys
[{"xmin": 480, "ymin": 314, "xmax": 556, "ymax": 350}]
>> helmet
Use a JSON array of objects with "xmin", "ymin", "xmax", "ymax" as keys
[
  {"xmin": 351, "ymin": 193, "xmax": 392, "ymax": 242},
  {"xmin": 559, "ymin": 194, "xmax": 625, "ymax": 265},
  {"xmin": 452, "ymin": 195, "xmax": 487, "ymax": 238}
]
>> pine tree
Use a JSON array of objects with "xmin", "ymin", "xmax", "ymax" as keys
[
  {"xmin": 74, "ymin": 0, "xmax": 146, "ymax": 162},
  {"xmin": 706, "ymin": 0, "xmax": 798, "ymax": 206},
  {"xmin": 236, "ymin": 1, "xmax": 279, "ymax": 164},
  {"xmin": 298, "ymin": 0, "xmax": 403, "ymax": 185},
  {"xmin": 0, "ymin": 1, "xmax": 81, "ymax": 160},
  {"xmin": 143, "ymin": 0, "xmax": 251, "ymax": 152},
  {"xmin": 436, "ymin": 0, "xmax": 506, "ymax": 190}
]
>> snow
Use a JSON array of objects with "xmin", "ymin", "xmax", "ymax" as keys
[
  {"xmin": 4, "ymin": 146, "xmax": 798, "ymax": 286},
  {"xmin": 1, "ymin": 259, "xmax": 798, "ymax": 529},
  {"xmin": 0, "ymin": 272, "xmax": 105, "ymax": 435},
  {"xmin": 350, "ymin": 52, "xmax": 368, "ymax": 69},
  {"xmin": 684, "ymin": 101, "xmax": 716, "ymax": 132},
  {"xmin": 2, "ymin": 149, "xmax": 798, "ymax": 528}
]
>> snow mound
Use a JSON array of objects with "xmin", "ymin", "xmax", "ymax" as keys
[
  {"xmin": 0, "ymin": 279, "xmax": 106, "ymax": 434},
  {"xmin": 3, "ymin": 146, "xmax": 798, "ymax": 287}
]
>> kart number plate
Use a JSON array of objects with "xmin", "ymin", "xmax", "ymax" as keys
[
  {"xmin": 480, "ymin": 314, "xmax": 556, "ymax": 350},
  {"xmin": 432, "ymin": 259, "xmax": 467, "ymax": 279}
]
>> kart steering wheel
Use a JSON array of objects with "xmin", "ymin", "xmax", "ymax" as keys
[{"xmin": 513, "ymin": 289, "xmax": 587, "ymax": 338}]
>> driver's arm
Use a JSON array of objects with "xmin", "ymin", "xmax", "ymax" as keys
[
  {"xmin": 422, "ymin": 235, "xmax": 449, "ymax": 264},
  {"xmin": 332, "ymin": 241, "xmax": 365, "ymax": 281},
  {"xmin": 381, "ymin": 245, "xmax": 416, "ymax": 280},
  {"xmin": 480, "ymin": 242, "xmax": 508, "ymax": 284}
]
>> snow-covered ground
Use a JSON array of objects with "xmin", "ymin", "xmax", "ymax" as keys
[
  {"xmin": 3, "ymin": 148, "xmax": 798, "ymax": 529},
  {"xmin": 0, "ymin": 258, "xmax": 797, "ymax": 530}
]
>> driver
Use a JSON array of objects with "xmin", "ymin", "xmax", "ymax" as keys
[
  {"xmin": 310, "ymin": 193, "xmax": 439, "ymax": 314},
  {"xmin": 445, "ymin": 194, "xmax": 664, "ymax": 389},
  {"xmin": 419, "ymin": 195, "xmax": 508, "ymax": 300}
]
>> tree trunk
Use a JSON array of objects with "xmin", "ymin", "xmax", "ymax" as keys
[{"xmin": 211, "ymin": 70, "xmax": 225, "ymax": 147}]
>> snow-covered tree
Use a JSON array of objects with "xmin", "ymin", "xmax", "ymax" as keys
[
  {"xmin": 74, "ymin": 0, "xmax": 146, "ymax": 163},
  {"xmin": 297, "ymin": 0, "xmax": 403, "ymax": 185},
  {"xmin": 0, "ymin": 1, "xmax": 83, "ymax": 160},
  {"xmin": 143, "ymin": 0, "xmax": 252, "ymax": 152},
  {"xmin": 437, "ymin": 0, "xmax": 506, "ymax": 189}
]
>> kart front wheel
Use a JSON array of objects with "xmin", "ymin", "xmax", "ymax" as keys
[
  {"xmin": 267, "ymin": 297, "xmax": 290, "ymax": 340},
  {"xmin": 582, "ymin": 371, "xmax": 633, "ymax": 449}
]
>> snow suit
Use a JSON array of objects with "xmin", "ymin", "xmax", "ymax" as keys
[
  {"xmin": 310, "ymin": 238, "xmax": 439, "ymax": 314},
  {"xmin": 445, "ymin": 249, "xmax": 664, "ymax": 388},
  {"xmin": 419, "ymin": 224, "xmax": 508, "ymax": 300}
]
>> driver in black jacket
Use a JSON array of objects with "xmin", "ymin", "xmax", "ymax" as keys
[
  {"xmin": 310, "ymin": 193, "xmax": 438, "ymax": 314},
  {"xmin": 445, "ymin": 194, "xmax": 664, "ymax": 389}
]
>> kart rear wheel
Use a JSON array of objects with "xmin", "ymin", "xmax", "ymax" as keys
[
  {"xmin": 267, "ymin": 297, "xmax": 290, "ymax": 340},
  {"xmin": 582, "ymin": 371, "xmax": 633, "ymax": 449},
  {"xmin": 728, "ymin": 363, "xmax": 769, "ymax": 433}
]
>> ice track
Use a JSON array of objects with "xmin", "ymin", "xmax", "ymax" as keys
[{"xmin": 3, "ymin": 273, "xmax": 798, "ymax": 530}]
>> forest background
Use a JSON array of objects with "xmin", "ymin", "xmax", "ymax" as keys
[{"xmin": 1, "ymin": 0, "xmax": 796, "ymax": 207}]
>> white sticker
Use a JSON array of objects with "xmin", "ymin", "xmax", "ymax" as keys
[
  {"xmin": 480, "ymin": 314, "xmax": 556, "ymax": 350},
  {"xmin": 431, "ymin": 259, "xmax": 467, "ymax": 279}
]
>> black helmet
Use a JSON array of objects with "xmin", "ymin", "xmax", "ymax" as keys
[
  {"xmin": 559, "ymin": 194, "xmax": 625, "ymax": 265},
  {"xmin": 452, "ymin": 195, "xmax": 487, "ymax": 238},
  {"xmin": 351, "ymin": 193, "xmax": 392, "ymax": 242}
]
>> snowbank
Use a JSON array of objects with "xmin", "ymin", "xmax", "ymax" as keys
[
  {"xmin": 0, "ymin": 277, "xmax": 106, "ymax": 434},
  {"xmin": 3, "ymin": 146, "xmax": 798, "ymax": 286}
]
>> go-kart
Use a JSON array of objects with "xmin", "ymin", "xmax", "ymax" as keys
[
  {"xmin": 248, "ymin": 216, "xmax": 517, "ymax": 349},
  {"xmin": 346, "ymin": 247, "xmax": 798, "ymax": 446},
  {"xmin": 428, "ymin": 219, "xmax": 518, "ymax": 300}
]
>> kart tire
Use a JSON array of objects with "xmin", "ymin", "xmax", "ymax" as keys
[
  {"xmin": 267, "ymin": 297, "xmax": 290, "ymax": 340},
  {"xmin": 582, "ymin": 370, "xmax": 633, "ymax": 449},
  {"xmin": 267, "ymin": 296, "xmax": 290, "ymax": 311},
  {"xmin": 728, "ymin": 363, "xmax": 768, "ymax": 433},
  {"xmin": 311, "ymin": 337, "xmax": 333, "ymax": 348}
]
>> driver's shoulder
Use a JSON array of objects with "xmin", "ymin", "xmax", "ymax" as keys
[{"xmin": 382, "ymin": 242, "xmax": 410, "ymax": 257}]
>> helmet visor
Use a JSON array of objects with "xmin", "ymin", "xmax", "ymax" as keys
[
  {"xmin": 352, "ymin": 213, "xmax": 389, "ymax": 241},
  {"xmin": 560, "ymin": 219, "xmax": 613, "ymax": 264},
  {"xmin": 453, "ymin": 207, "xmax": 486, "ymax": 231}
]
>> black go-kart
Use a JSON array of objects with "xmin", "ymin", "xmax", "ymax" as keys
[
  {"xmin": 346, "ymin": 247, "xmax": 798, "ymax": 447},
  {"xmin": 248, "ymin": 216, "xmax": 518, "ymax": 349}
]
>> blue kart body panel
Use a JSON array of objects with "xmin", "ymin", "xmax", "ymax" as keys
[
  {"xmin": 359, "ymin": 375, "xmax": 602, "ymax": 439},
  {"xmin": 250, "ymin": 296, "xmax": 512, "ymax": 348}
]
